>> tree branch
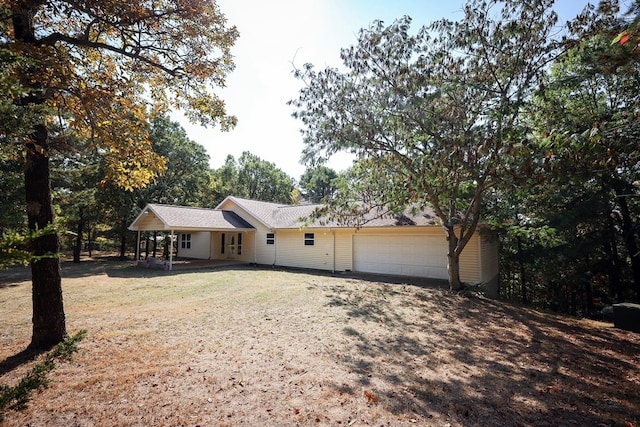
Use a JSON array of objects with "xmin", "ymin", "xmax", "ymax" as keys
[{"xmin": 39, "ymin": 32, "xmax": 184, "ymax": 77}]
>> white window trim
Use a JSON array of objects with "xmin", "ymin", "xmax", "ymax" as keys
[
  {"xmin": 266, "ymin": 233, "xmax": 275, "ymax": 245},
  {"xmin": 304, "ymin": 232, "xmax": 315, "ymax": 246},
  {"xmin": 181, "ymin": 233, "xmax": 192, "ymax": 249}
]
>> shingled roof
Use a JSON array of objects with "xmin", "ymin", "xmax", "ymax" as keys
[
  {"xmin": 223, "ymin": 197, "xmax": 438, "ymax": 229},
  {"xmin": 129, "ymin": 203, "xmax": 254, "ymax": 231},
  {"xmin": 130, "ymin": 197, "xmax": 439, "ymax": 232},
  {"xmin": 221, "ymin": 197, "xmax": 328, "ymax": 228}
]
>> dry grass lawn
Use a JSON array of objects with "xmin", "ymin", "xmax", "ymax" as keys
[{"xmin": 1, "ymin": 259, "xmax": 639, "ymax": 426}]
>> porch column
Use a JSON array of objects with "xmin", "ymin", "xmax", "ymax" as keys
[
  {"xmin": 169, "ymin": 229, "xmax": 174, "ymax": 271},
  {"xmin": 136, "ymin": 230, "xmax": 141, "ymax": 261}
]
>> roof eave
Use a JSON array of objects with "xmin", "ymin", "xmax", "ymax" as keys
[{"xmin": 128, "ymin": 204, "xmax": 171, "ymax": 231}]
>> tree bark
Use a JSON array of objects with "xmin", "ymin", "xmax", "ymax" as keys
[
  {"xmin": 13, "ymin": 0, "xmax": 67, "ymax": 350},
  {"xmin": 445, "ymin": 226, "xmax": 463, "ymax": 291},
  {"xmin": 25, "ymin": 124, "xmax": 67, "ymax": 349}
]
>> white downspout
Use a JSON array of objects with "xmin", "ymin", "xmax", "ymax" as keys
[
  {"xmin": 169, "ymin": 229, "xmax": 174, "ymax": 271},
  {"xmin": 209, "ymin": 231, "xmax": 213, "ymax": 260},
  {"xmin": 331, "ymin": 228, "xmax": 335, "ymax": 273}
]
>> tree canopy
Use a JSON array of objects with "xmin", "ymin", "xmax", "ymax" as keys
[
  {"xmin": 142, "ymin": 115, "xmax": 212, "ymax": 206},
  {"xmin": 210, "ymin": 152, "xmax": 296, "ymax": 205},
  {"xmin": 299, "ymin": 166, "xmax": 339, "ymax": 203},
  {"xmin": 291, "ymin": 0, "xmax": 567, "ymax": 290},
  {"xmin": 508, "ymin": 4, "xmax": 640, "ymax": 308}
]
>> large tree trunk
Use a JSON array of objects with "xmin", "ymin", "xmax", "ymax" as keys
[
  {"xmin": 447, "ymin": 252, "xmax": 463, "ymax": 291},
  {"xmin": 445, "ymin": 226, "xmax": 463, "ymax": 291},
  {"xmin": 25, "ymin": 124, "xmax": 67, "ymax": 349},
  {"xmin": 14, "ymin": 0, "xmax": 67, "ymax": 350}
]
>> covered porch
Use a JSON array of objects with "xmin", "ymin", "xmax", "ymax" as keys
[{"xmin": 128, "ymin": 204, "xmax": 256, "ymax": 271}]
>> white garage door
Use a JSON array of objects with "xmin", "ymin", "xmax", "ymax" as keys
[{"xmin": 353, "ymin": 234, "xmax": 449, "ymax": 279}]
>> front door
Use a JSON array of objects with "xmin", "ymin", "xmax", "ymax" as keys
[
  {"xmin": 227, "ymin": 235, "xmax": 236, "ymax": 258},
  {"xmin": 222, "ymin": 232, "xmax": 243, "ymax": 259}
]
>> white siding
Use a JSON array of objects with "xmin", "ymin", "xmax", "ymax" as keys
[
  {"xmin": 235, "ymin": 231, "xmax": 254, "ymax": 263},
  {"xmin": 250, "ymin": 228, "xmax": 352, "ymax": 272},
  {"xmin": 334, "ymin": 230, "xmax": 353, "ymax": 272},
  {"xmin": 253, "ymin": 226, "xmax": 277, "ymax": 265},
  {"xmin": 135, "ymin": 213, "xmax": 165, "ymax": 231},
  {"xmin": 273, "ymin": 229, "xmax": 334, "ymax": 271},
  {"xmin": 213, "ymin": 230, "xmax": 255, "ymax": 262},
  {"xmin": 210, "ymin": 231, "xmax": 223, "ymax": 260},
  {"xmin": 459, "ymin": 234, "xmax": 480, "ymax": 284},
  {"xmin": 177, "ymin": 232, "xmax": 210, "ymax": 259}
]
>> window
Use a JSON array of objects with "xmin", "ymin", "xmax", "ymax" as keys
[
  {"xmin": 237, "ymin": 233, "xmax": 242, "ymax": 255},
  {"xmin": 221, "ymin": 233, "xmax": 225, "ymax": 254},
  {"xmin": 304, "ymin": 232, "xmax": 315, "ymax": 246},
  {"xmin": 266, "ymin": 233, "xmax": 275, "ymax": 245},
  {"xmin": 181, "ymin": 233, "xmax": 191, "ymax": 249}
]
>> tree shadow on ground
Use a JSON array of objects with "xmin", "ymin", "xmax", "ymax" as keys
[
  {"xmin": 0, "ymin": 347, "xmax": 46, "ymax": 377},
  {"xmin": 0, "ymin": 259, "xmax": 258, "ymax": 284},
  {"xmin": 103, "ymin": 262, "xmax": 257, "ymax": 278},
  {"xmin": 0, "ymin": 266, "xmax": 31, "ymax": 287},
  {"xmin": 0, "ymin": 259, "xmax": 123, "ymax": 285},
  {"xmin": 323, "ymin": 281, "xmax": 640, "ymax": 426}
]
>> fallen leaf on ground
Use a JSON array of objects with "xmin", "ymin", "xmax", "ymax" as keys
[{"xmin": 364, "ymin": 391, "xmax": 378, "ymax": 404}]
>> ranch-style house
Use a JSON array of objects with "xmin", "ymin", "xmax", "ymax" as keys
[{"xmin": 129, "ymin": 196, "xmax": 499, "ymax": 295}]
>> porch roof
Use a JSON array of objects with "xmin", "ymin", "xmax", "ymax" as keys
[{"xmin": 129, "ymin": 203, "xmax": 255, "ymax": 231}]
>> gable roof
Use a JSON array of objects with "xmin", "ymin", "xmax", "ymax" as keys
[
  {"xmin": 130, "ymin": 197, "xmax": 440, "ymax": 232},
  {"xmin": 129, "ymin": 203, "xmax": 254, "ymax": 231},
  {"xmin": 217, "ymin": 196, "xmax": 438, "ymax": 229},
  {"xmin": 217, "ymin": 197, "xmax": 326, "ymax": 228}
]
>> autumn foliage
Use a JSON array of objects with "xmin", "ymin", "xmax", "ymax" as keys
[
  {"xmin": 1, "ymin": 0, "xmax": 238, "ymax": 189},
  {"xmin": 1, "ymin": 0, "xmax": 238, "ymax": 347}
]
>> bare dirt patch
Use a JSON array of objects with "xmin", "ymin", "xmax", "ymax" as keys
[{"xmin": 1, "ymin": 261, "xmax": 639, "ymax": 426}]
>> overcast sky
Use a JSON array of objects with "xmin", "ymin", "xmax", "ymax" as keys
[{"xmin": 173, "ymin": 0, "xmax": 595, "ymax": 181}]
